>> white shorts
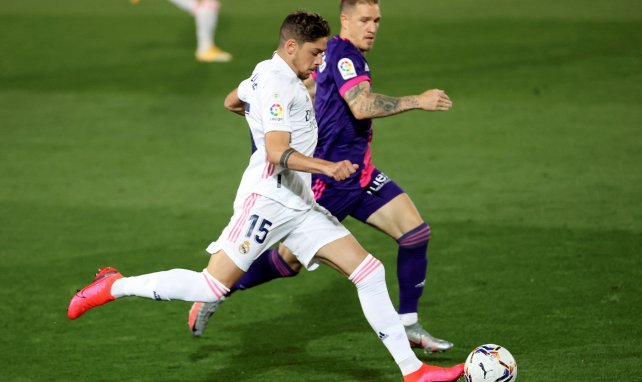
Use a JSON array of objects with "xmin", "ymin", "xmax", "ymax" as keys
[{"xmin": 206, "ymin": 193, "xmax": 350, "ymax": 271}]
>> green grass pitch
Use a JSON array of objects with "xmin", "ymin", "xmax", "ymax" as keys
[{"xmin": 1, "ymin": 0, "xmax": 641, "ymax": 380}]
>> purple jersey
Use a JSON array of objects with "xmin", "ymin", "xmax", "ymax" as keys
[{"xmin": 313, "ymin": 36, "xmax": 375, "ymax": 190}]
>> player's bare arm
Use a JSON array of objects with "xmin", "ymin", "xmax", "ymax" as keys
[
  {"xmin": 223, "ymin": 88, "xmax": 245, "ymax": 116},
  {"xmin": 343, "ymin": 81, "xmax": 453, "ymax": 120},
  {"xmin": 265, "ymin": 131, "xmax": 358, "ymax": 181},
  {"xmin": 303, "ymin": 76, "xmax": 317, "ymax": 103}
]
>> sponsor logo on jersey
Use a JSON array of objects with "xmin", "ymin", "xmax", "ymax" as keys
[
  {"xmin": 239, "ymin": 240, "xmax": 250, "ymax": 254},
  {"xmin": 338, "ymin": 58, "xmax": 357, "ymax": 80}
]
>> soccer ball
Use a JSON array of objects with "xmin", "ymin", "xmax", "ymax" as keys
[{"xmin": 464, "ymin": 344, "xmax": 517, "ymax": 382}]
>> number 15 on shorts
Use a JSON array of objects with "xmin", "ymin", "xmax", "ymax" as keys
[{"xmin": 246, "ymin": 214, "xmax": 272, "ymax": 244}]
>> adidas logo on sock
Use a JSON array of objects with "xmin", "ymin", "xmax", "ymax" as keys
[{"xmin": 378, "ymin": 331, "xmax": 389, "ymax": 341}]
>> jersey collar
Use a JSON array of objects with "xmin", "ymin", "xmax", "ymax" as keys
[{"xmin": 272, "ymin": 52, "xmax": 298, "ymax": 80}]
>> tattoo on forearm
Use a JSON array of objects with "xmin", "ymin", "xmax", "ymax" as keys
[
  {"xmin": 372, "ymin": 94, "xmax": 401, "ymax": 113},
  {"xmin": 344, "ymin": 82, "xmax": 414, "ymax": 118},
  {"xmin": 279, "ymin": 148, "xmax": 297, "ymax": 168}
]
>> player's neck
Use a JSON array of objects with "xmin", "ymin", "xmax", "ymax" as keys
[
  {"xmin": 274, "ymin": 50, "xmax": 299, "ymax": 79},
  {"xmin": 340, "ymin": 33, "xmax": 368, "ymax": 55}
]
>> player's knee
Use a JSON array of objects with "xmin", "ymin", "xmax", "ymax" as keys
[
  {"xmin": 278, "ymin": 245, "xmax": 302, "ymax": 273},
  {"xmin": 349, "ymin": 254, "xmax": 385, "ymax": 289},
  {"xmin": 397, "ymin": 222, "xmax": 431, "ymax": 248},
  {"xmin": 288, "ymin": 261, "xmax": 302, "ymax": 273}
]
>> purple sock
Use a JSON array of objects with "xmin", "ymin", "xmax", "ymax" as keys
[
  {"xmin": 229, "ymin": 248, "xmax": 298, "ymax": 295},
  {"xmin": 396, "ymin": 223, "xmax": 430, "ymax": 314}
]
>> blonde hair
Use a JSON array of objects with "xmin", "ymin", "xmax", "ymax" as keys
[{"xmin": 340, "ymin": 0, "xmax": 379, "ymax": 13}]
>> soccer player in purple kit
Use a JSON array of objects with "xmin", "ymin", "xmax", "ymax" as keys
[{"xmin": 190, "ymin": 0, "xmax": 455, "ymax": 353}]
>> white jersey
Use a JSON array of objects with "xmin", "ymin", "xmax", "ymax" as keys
[{"xmin": 234, "ymin": 53, "xmax": 318, "ymax": 211}]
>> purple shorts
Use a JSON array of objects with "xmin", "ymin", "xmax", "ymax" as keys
[{"xmin": 312, "ymin": 168, "xmax": 405, "ymax": 222}]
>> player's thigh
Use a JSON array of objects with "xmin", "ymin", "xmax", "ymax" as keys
[
  {"xmin": 206, "ymin": 194, "xmax": 302, "ymax": 274},
  {"xmin": 365, "ymin": 193, "xmax": 424, "ymax": 240},
  {"xmin": 315, "ymin": 234, "xmax": 370, "ymax": 277},
  {"xmin": 282, "ymin": 205, "xmax": 355, "ymax": 273},
  {"xmin": 351, "ymin": 170, "xmax": 424, "ymax": 239}
]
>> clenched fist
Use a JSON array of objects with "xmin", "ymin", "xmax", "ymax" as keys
[{"xmin": 325, "ymin": 160, "xmax": 359, "ymax": 181}]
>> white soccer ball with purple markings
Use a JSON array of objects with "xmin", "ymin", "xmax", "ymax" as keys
[{"xmin": 464, "ymin": 344, "xmax": 517, "ymax": 382}]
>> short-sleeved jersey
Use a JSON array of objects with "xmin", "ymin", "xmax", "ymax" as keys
[
  {"xmin": 313, "ymin": 35, "xmax": 375, "ymax": 190},
  {"xmin": 235, "ymin": 53, "xmax": 318, "ymax": 211}
]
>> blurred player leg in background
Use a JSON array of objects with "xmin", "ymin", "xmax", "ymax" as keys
[{"xmin": 134, "ymin": 0, "xmax": 232, "ymax": 62}]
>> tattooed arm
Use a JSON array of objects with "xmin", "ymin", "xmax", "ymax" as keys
[{"xmin": 342, "ymin": 81, "xmax": 453, "ymax": 120}]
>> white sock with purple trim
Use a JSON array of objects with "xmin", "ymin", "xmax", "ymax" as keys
[
  {"xmin": 349, "ymin": 254, "xmax": 422, "ymax": 375},
  {"xmin": 111, "ymin": 268, "xmax": 229, "ymax": 302}
]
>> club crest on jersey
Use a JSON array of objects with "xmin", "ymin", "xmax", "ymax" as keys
[
  {"xmin": 239, "ymin": 240, "xmax": 250, "ymax": 255},
  {"xmin": 269, "ymin": 103, "xmax": 284, "ymax": 122},
  {"xmin": 338, "ymin": 58, "xmax": 357, "ymax": 80}
]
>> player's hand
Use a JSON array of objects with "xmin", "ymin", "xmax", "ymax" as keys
[
  {"xmin": 325, "ymin": 160, "xmax": 359, "ymax": 181},
  {"xmin": 417, "ymin": 89, "xmax": 452, "ymax": 111}
]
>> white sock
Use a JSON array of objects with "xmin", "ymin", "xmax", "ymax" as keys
[
  {"xmin": 195, "ymin": 0, "xmax": 220, "ymax": 53},
  {"xmin": 399, "ymin": 312, "xmax": 418, "ymax": 326},
  {"xmin": 111, "ymin": 268, "xmax": 229, "ymax": 302},
  {"xmin": 167, "ymin": 0, "xmax": 197, "ymax": 14},
  {"xmin": 349, "ymin": 255, "xmax": 422, "ymax": 375}
]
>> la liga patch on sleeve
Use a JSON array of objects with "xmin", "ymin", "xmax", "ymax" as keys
[
  {"xmin": 268, "ymin": 102, "xmax": 284, "ymax": 122},
  {"xmin": 338, "ymin": 58, "xmax": 357, "ymax": 80}
]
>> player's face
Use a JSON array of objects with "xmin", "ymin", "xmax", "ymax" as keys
[
  {"xmin": 341, "ymin": 3, "xmax": 381, "ymax": 52},
  {"xmin": 292, "ymin": 37, "xmax": 328, "ymax": 80}
]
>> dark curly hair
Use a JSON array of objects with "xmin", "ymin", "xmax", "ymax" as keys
[{"xmin": 279, "ymin": 11, "xmax": 331, "ymax": 46}]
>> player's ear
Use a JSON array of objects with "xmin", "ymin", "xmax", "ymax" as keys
[
  {"xmin": 285, "ymin": 38, "xmax": 297, "ymax": 56},
  {"xmin": 340, "ymin": 13, "xmax": 349, "ymax": 30}
]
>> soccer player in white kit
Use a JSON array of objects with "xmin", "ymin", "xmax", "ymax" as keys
[{"xmin": 67, "ymin": 11, "xmax": 463, "ymax": 382}]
